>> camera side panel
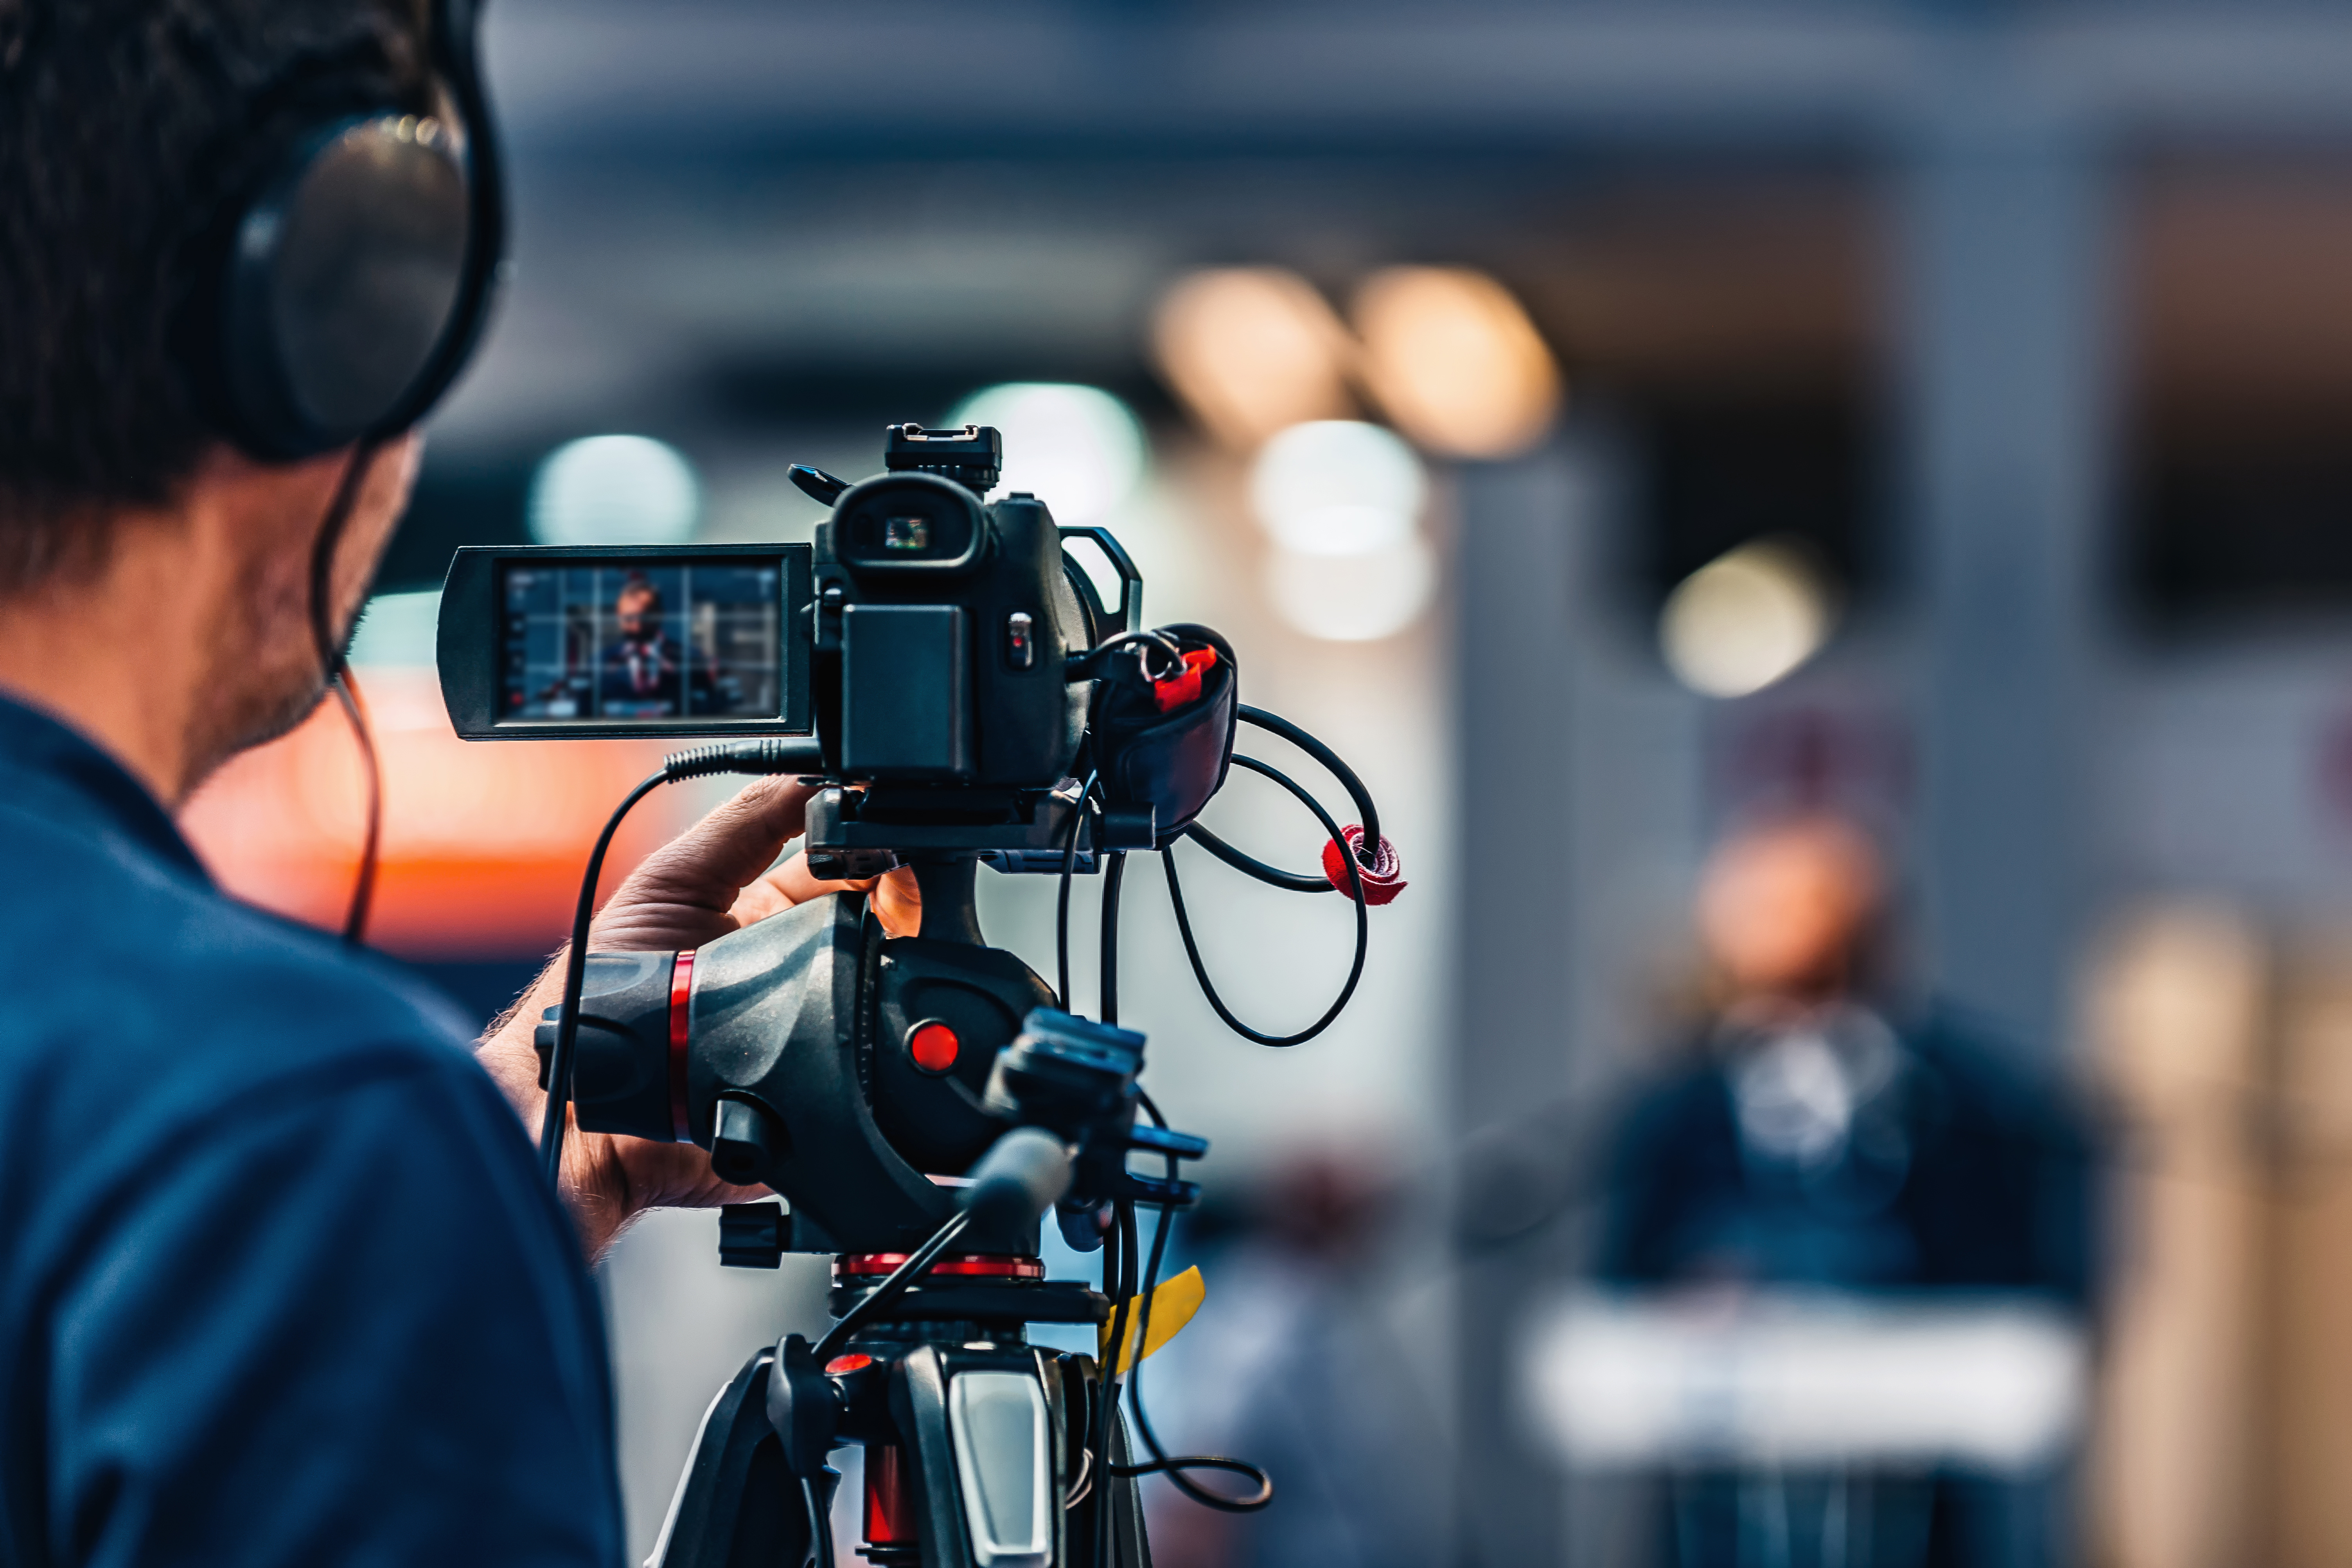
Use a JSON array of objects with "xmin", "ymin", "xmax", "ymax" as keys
[{"xmin": 841, "ymin": 605, "xmax": 972, "ymax": 780}]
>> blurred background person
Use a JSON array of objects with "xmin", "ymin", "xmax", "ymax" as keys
[
  {"xmin": 1600, "ymin": 813, "xmax": 2094, "ymax": 1299},
  {"xmin": 1588, "ymin": 814, "xmax": 2096, "ymax": 1568}
]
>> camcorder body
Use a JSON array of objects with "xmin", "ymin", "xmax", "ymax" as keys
[{"xmin": 439, "ymin": 424, "xmax": 1230, "ymax": 1256}]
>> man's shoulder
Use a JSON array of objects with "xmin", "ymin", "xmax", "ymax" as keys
[{"xmin": 0, "ymin": 789, "xmax": 491, "ymax": 1123}]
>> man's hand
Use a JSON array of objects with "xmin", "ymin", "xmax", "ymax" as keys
[{"xmin": 475, "ymin": 776, "xmax": 919, "ymax": 1260}]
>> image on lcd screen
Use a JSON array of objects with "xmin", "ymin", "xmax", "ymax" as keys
[{"xmin": 500, "ymin": 560, "xmax": 782, "ymax": 722}]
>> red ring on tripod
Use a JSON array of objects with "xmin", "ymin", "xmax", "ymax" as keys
[
  {"xmin": 669, "ymin": 950, "xmax": 695, "ymax": 1143},
  {"xmin": 835, "ymin": 1253, "xmax": 1044, "ymax": 1279}
]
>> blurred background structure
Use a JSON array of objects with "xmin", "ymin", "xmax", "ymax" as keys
[{"xmin": 170, "ymin": 3, "xmax": 2352, "ymax": 1564}]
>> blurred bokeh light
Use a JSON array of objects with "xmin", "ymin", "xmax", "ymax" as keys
[
  {"xmin": 1247, "ymin": 421, "xmax": 1426, "ymax": 557},
  {"xmin": 1352, "ymin": 266, "xmax": 1561, "ymax": 459},
  {"xmin": 529, "ymin": 434, "xmax": 701, "ymax": 546},
  {"xmin": 1249, "ymin": 421, "xmax": 1435, "ymax": 641},
  {"xmin": 1152, "ymin": 268, "xmax": 1356, "ymax": 450},
  {"xmin": 946, "ymin": 383, "xmax": 1146, "ymax": 527},
  {"xmin": 1658, "ymin": 536, "xmax": 1836, "ymax": 699}
]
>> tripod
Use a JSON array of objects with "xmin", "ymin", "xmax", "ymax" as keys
[
  {"xmin": 647, "ymin": 1277, "xmax": 1152, "ymax": 1568},
  {"xmin": 639, "ymin": 852, "xmax": 1184, "ymax": 1568}
]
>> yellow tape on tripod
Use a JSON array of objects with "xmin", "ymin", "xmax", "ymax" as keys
[{"xmin": 1099, "ymin": 1265, "xmax": 1205, "ymax": 1372}]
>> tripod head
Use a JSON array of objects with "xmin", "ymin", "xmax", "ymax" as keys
[{"xmin": 536, "ymin": 847, "xmax": 1202, "ymax": 1263}]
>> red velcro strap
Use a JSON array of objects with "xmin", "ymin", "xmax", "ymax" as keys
[
  {"xmin": 669, "ymin": 950, "xmax": 696, "ymax": 1142},
  {"xmin": 1152, "ymin": 648, "xmax": 1218, "ymax": 714},
  {"xmin": 1322, "ymin": 825, "xmax": 1405, "ymax": 905}
]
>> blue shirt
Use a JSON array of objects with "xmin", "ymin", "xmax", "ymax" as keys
[{"xmin": 0, "ymin": 694, "xmax": 622, "ymax": 1565}]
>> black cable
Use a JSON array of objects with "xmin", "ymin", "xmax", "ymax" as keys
[
  {"xmin": 539, "ymin": 767, "xmax": 670, "ymax": 1184},
  {"xmin": 1055, "ymin": 773, "xmax": 1098, "ymax": 1011},
  {"xmin": 811, "ymin": 1209, "xmax": 974, "ymax": 1366},
  {"xmin": 535, "ymin": 738, "xmax": 825, "ymax": 1189},
  {"xmin": 305, "ymin": 440, "xmax": 379, "ymax": 686},
  {"xmin": 1185, "ymin": 708, "xmax": 1385, "ymax": 894},
  {"xmin": 329, "ymin": 672, "xmax": 382, "ymax": 945},
  {"xmin": 1092, "ymin": 1201, "xmax": 1139, "ymax": 1568},
  {"xmin": 803, "ymin": 1475, "xmax": 836, "ymax": 1568},
  {"xmin": 1118, "ymin": 1018, "xmax": 1270, "ymax": 1507},
  {"xmin": 1113, "ymin": 1195, "xmax": 1273, "ymax": 1512},
  {"xmin": 305, "ymin": 439, "xmax": 386, "ymax": 947},
  {"xmin": 1163, "ymin": 756, "xmax": 1369, "ymax": 1047},
  {"xmin": 1238, "ymin": 705, "xmax": 1382, "ymax": 858},
  {"xmin": 1100, "ymin": 852, "xmax": 1126, "ymax": 1027},
  {"xmin": 1085, "ymin": 629, "xmax": 1184, "ymax": 681},
  {"xmin": 1184, "ymin": 821, "xmax": 1331, "ymax": 895}
]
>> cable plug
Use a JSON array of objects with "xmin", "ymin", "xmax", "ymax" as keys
[
  {"xmin": 662, "ymin": 737, "xmax": 827, "ymax": 781},
  {"xmin": 1322, "ymin": 825, "xmax": 1405, "ymax": 905}
]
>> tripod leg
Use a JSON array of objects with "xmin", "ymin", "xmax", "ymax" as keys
[
  {"xmin": 1103, "ymin": 1402, "xmax": 1152, "ymax": 1568},
  {"xmin": 1053, "ymin": 1354, "xmax": 1152, "ymax": 1568},
  {"xmin": 651, "ymin": 1346, "xmax": 817, "ymax": 1568}
]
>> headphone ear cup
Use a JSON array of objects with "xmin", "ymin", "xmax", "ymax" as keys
[{"xmin": 217, "ymin": 114, "xmax": 471, "ymax": 460}]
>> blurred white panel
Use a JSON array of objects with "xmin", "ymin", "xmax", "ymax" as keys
[
  {"xmin": 1523, "ymin": 1291, "xmax": 2088, "ymax": 1471},
  {"xmin": 1263, "ymin": 539, "xmax": 1436, "ymax": 643}
]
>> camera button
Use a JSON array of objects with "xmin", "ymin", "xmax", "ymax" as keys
[{"xmin": 909, "ymin": 1020, "xmax": 961, "ymax": 1074}]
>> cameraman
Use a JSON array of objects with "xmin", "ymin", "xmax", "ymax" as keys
[{"xmin": 0, "ymin": 2, "xmax": 907, "ymax": 1558}]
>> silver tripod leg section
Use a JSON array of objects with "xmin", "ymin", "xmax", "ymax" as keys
[{"xmin": 949, "ymin": 1370, "xmax": 1054, "ymax": 1568}]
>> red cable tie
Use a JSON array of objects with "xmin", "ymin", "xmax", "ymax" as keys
[{"xmin": 1322, "ymin": 824, "xmax": 1406, "ymax": 905}]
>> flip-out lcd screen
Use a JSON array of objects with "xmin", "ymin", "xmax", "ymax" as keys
[{"xmin": 500, "ymin": 558, "xmax": 783, "ymax": 723}]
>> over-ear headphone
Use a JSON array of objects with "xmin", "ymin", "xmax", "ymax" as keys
[{"xmin": 207, "ymin": 0, "xmax": 505, "ymax": 461}]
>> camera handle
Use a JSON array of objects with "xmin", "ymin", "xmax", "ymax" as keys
[{"xmin": 1058, "ymin": 527, "xmax": 1144, "ymax": 636}]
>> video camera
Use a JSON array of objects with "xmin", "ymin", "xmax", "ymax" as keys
[
  {"xmin": 442, "ymin": 422, "xmax": 1235, "ymax": 880},
  {"xmin": 438, "ymin": 422, "xmax": 1401, "ymax": 1568}
]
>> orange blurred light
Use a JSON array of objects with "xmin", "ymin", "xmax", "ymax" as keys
[
  {"xmin": 1350, "ymin": 266, "xmax": 1561, "ymax": 459},
  {"xmin": 1151, "ymin": 268, "xmax": 1356, "ymax": 449},
  {"xmin": 178, "ymin": 668, "xmax": 683, "ymax": 959}
]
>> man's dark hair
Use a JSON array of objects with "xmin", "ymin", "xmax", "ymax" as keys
[{"xmin": 0, "ymin": 0, "xmax": 426, "ymax": 592}]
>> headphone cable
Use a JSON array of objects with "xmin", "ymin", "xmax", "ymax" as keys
[{"xmin": 307, "ymin": 438, "xmax": 388, "ymax": 947}]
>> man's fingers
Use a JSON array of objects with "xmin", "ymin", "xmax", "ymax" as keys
[
  {"xmin": 591, "ymin": 776, "xmax": 817, "ymax": 949},
  {"xmin": 871, "ymin": 864, "xmax": 922, "ymax": 938},
  {"xmin": 727, "ymin": 852, "xmax": 878, "ymax": 927},
  {"xmin": 764, "ymin": 851, "xmax": 873, "ymax": 908},
  {"xmin": 727, "ymin": 857, "xmax": 924, "ymax": 936}
]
